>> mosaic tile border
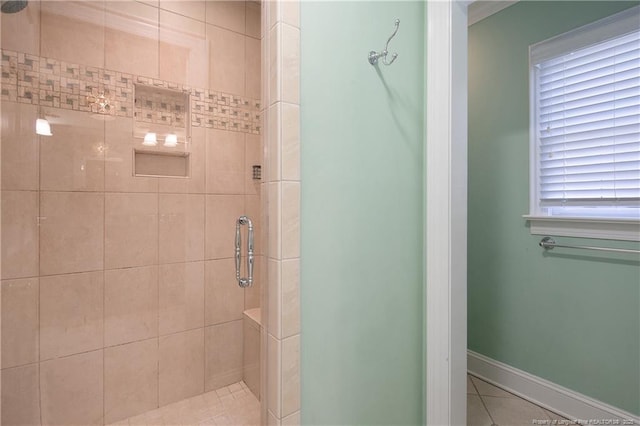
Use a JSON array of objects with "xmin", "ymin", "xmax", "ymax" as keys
[{"xmin": 0, "ymin": 49, "xmax": 261, "ymax": 135}]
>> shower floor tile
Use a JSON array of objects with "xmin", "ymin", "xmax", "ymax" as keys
[{"xmin": 109, "ymin": 381, "xmax": 260, "ymax": 426}]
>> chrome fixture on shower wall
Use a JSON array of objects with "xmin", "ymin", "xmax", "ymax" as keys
[
  {"xmin": 368, "ymin": 18, "xmax": 400, "ymax": 66},
  {"xmin": 235, "ymin": 216, "xmax": 254, "ymax": 288},
  {"xmin": 1, "ymin": 0, "xmax": 27, "ymax": 13}
]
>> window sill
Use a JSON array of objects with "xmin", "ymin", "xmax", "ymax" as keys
[{"xmin": 523, "ymin": 215, "xmax": 640, "ymax": 242}]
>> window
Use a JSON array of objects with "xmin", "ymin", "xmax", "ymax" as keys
[{"xmin": 526, "ymin": 6, "xmax": 640, "ymax": 241}]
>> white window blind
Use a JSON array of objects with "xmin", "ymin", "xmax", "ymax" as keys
[{"xmin": 530, "ymin": 6, "xmax": 640, "ymax": 219}]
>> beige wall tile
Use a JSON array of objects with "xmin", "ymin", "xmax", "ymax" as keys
[
  {"xmin": 282, "ymin": 411, "xmax": 301, "ymax": 426},
  {"xmin": 41, "ymin": 1, "xmax": 105, "ymax": 68},
  {"xmin": 159, "ymin": 262, "xmax": 205, "ymax": 335},
  {"xmin": 40, "ymin": 350, "xmax": 104, "ymax": 426},
  {"xmin": 1, "ymin": 102, "xmax": 39, "ymax": 191},
  {"xmin": 243, "ymin": 315, "xmax": 260, "ymax": 399},
  {"xmin": 160, "ymin": 10, "xmax": 207, "ymax": 88},
  {"xmin": 268, "ymin": 2, "xmax": 299, "ymax": 33},
  {"xmin": 1, "ymin": 55, "xmax": 3, "ymax": 422},
  {"xmin": 159, "ymin": 328, "xmax": 204, "ymax": 406},
  {"xmin": 281, "ymin": 103, "xmax": 300, "ymax": 181},
  {"xmin": 205, "ymin": 258, "xmax": 244, "ymax": 325},
  {"xmin": 1, "ymin": 0, "xmax": 40, "ymax": 54},
  {"xmin": 267, "ymin": 258, "xmax": 281, "ymax": 339},
  {"xmin": 281, "ymin": 24, "xmax": 299, "ymax": 104},
  {"xmin": 1, "ymin": 191, "xmax": 38, "ymax": 279},
  {"xmin": 245, "ymin": 36, "xmax": 261, "ymax": 99},
  {"xmin": 268, "ymin": 409, "xmax": 280, "ymax": 426},
  {"xmin": 159, "ymin": 194, "xmax": 205, "ymax": 263},
  {"xmin": 160, "ymin": 1, "xmax": 205, "ymax": 22},
  {"xmin": 104, "ymin": 338, "xmax": 159, "ymax": 424},
  {"xmin": 267, "ymin": 0, "xmax": 277, "ymax": 32},
  {"xmin": 159, "ymin": 126, "xmax": 205, "ymax": 193},
  {"xmin": 105, "ymin": 116, "xmax": 159, "ymax": 193},
  {"xmin": 245, "ymin": 133, "xmax": 262, "ymax": 196},
  {"xmin": 245, "ymin": 195, "xmax": 262, "ymax": 256},
  {"xmin": 40, "ymin": 109, "xmax": 105, "ymax": 192},
  {"xmin": 105, "ymin": 265, "xmax": 159, "ymax": 347},
  {"xmin": 105, "ymin": 1, "xmax": 159, "ymax": 78},
  {"xmin": 105, "ymin": 192, "xmax": 158, "ymax": 269},
  {"xmin": 208, "ymin": 24, "xmax": 245, "ymax": 95},
  {"xmin": 1, "ymin": 364, "xmax": 40, "ymax": 426},
  {"xmin": 106, "ymin": 1, "xmax": 158, "ymax": 22},
  {"xmin": 1, "ymin": 278, "xmax": 38, "ymax": 368},
  {"xmin": 40, "ymin": 191, "xmax": 104, "ymax": 276},
  {"xmin": 281, "ymin": 259, "xmax": 299, "ymax": 338},
  {"xmin": 205, "ymin": 1, "xmax": 245, "ymax": 34},
  {"xmin": 281, "ymin": 182, "xmax": 299, "ymax": 259},
  {"xmin": 244, "ymin": 254, "xmax": 262, "ymax": 310},
  {"xmin": 267, "ymin": 333, "xmax": 281, "ymax": 417},
  {"xmin": 260, "ymin": 183, "xmax": 267, "ymax": 242},
  {"xmin": 267, "ymin": 103, "xmax": 280, "ymax": 182},
  {"xmin": 267, "ymin": 183, "xmax": 281, "ymax": 259},
  {"xmin": 40, "ymin": 271, "xmax": 103, "ymax": 360},
  {"xmin": 268, "ymin": 25, "xmax": 279, "ymax": 107},
  {"xmin": 267, "ymin": 21, "xmax": 300, "ymax": 104},
  {"xmin": 245, "ymin": 1, "xmax": 261, "ymax": 39},
  {"xmin": 205, "ymin": 129, "xmax": 245, "ymax": 195},
  {"xmin": 204, "ymin": 320, "xmax": 242, "ymax": 391},
  {"xmin": 281, "ymin": 2, "xmax": 299, "ymax": 28},
  {"xmin": 281, "ymin": 334, "xmax": 300, "ymax": 417},
  {"xmin": 205, "ymin": 194, "xmax": 244, "ymax": 259},
  {"xmin": 139, "ymin": 0, "xmax": 160, "ymax": 7}
]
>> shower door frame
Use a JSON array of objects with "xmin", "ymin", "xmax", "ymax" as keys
[{"xmin": 425, "ymin": 1, "xmax": 469, "ymax": 424}]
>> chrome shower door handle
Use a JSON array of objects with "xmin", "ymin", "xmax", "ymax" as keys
[
  {"xmin": 235, "ymin": 216, "xmax": 254, "ymax": 288},
  {"xmin": 235, "ymin": 219, "xmax": 242, "ymax": 284}
]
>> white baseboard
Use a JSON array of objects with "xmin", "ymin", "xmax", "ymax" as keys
[{"xmin": 467, "ymin": 350, "xmax": 640, "ymax": 424}]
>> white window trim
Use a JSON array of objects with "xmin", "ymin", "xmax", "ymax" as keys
[
  {"xmin": 526, "ymin": 6, "xmax": 640, "ymax": 242},
  {"xmin": 523, "ymin": 215, "xmax": 640, "ymax": 241}
]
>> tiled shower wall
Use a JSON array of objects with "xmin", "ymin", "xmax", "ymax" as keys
[
  {"xmin": 0, "ymin": 1, "xmax": 262, "ymax": 425},
  {"xmin": 262, "ymin": 1, "xmax": 301, "ymax": 425}
]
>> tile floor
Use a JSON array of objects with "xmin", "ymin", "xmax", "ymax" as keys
[
  {"xmin": 108, "ymin": 381, "xmax": 260, "ymax": 426},
  {"xmin": 110, "ymin": 374, "xmax": 572, "ymax": 425},
  {"xmin": 468, "ymin": 374, "xmax": 575, "ymax": 425}
]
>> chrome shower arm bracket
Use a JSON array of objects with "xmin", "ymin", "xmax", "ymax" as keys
[{"xmin": 368, "ymin": 19, "xmax": 400, "ymax": 66}]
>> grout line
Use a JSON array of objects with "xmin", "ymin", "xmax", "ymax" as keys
[
  {"xmin": 202, "ymin": 139, "xmax": 209, "ymax": 397},
  {"xmin": 102, "ymin": 99, "xmax": 107, "ymax": 425},
  {"xmin": 37, "ymin": 1, "xmax": 43, "ymax": 423},
  {"xmin": 156, "ymin": 113, "xmax": 161, "ymax": 411},
  {"xmin": 470, "ymin": 375, "xmax": 498, "ymax": 426}
]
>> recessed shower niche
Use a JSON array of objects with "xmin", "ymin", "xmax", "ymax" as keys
[{"xmin": 133, "ymin": 83, "xmax": 191, "ymax": 177}]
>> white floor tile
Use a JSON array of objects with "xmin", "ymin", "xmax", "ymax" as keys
[
  {"xmin": 119, "ymin": 381, "xmax": 259, "ymax": 426},
  {"xmin": 468, "ymin": 375, "xmax": 478, "ymax": 395},
  {"xmin": 467, "ymin": 394, "xmax": 493, "ymax": 426},
  {"xmin": 471, "ymin": 376, "xmax": 517, "ymax": 398},
  {"xmin": 483, "ymin": 395, "xmax": 550, "ymax": 426}
]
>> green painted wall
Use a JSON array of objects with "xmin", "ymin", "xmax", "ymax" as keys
[
  {"xmin": 300, "ymin": 2, "xmax": 425, "ymax": 424},
  {"xmin": 468, "ymin": 1, "xmax": 640, "ymax": 415}
]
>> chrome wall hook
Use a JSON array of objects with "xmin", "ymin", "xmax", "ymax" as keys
[{"xmin": 368, "ymin": 19, "xmax": 400, "ymax": 66}]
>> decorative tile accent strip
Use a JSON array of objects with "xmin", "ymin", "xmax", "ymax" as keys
[
  {"xmin": 0, "ymin": 48, "xmax": 261, "ymax": 135},
  {"xmin": 1, "ymin": 50, "xmax": 18, "ymax": 101}
]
